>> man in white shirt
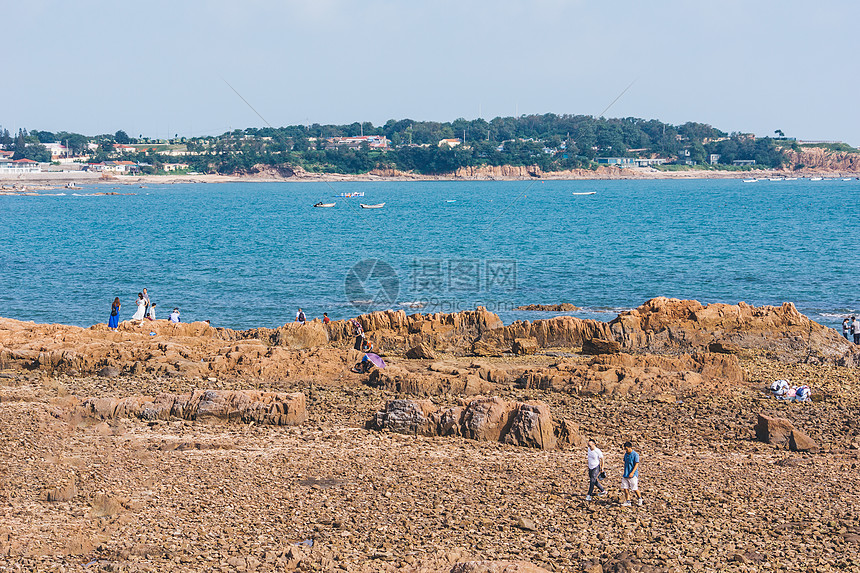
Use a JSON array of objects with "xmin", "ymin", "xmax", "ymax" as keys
[{"xmin": 586, "ymin": 439, "xmax": 607, "ymax": 501}]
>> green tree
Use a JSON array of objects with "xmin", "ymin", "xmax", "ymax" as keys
[{"xmin": 115, "ymin": 130, "xmax": 130, "ymax": 144}]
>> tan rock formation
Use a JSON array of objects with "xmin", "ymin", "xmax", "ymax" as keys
[
  {"xmin": 514, "ymin": 303, "xmax": 579, "ymax": 311},
  {"xmin": 784, "ymin": 146, "xmax": 860, "ymax": 173},
  {"xmin": 517, "ymin": 352, "xmax": 743, "ymax": 397},
  {"xmin": 76, "ymin": 390, "xmax": 307, "ymax": 426},
  {"xmin": 610, "ymin": 297, "xmax": 860, "ymax": 365},
  {"xmin": 452, "ymin": 165, "xmax": 542, "ymax": 179},
  {"xmin": 368, "ymin": 396, "xmax": 565, "ymax": 450},
  {"xmin": 755, "ymin": 413, "xmax": 794, "ymax": 446}
]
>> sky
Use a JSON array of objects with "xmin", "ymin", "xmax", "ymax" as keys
[{"xmin": 2, "ymin": 0, "xmax": 859, "ymax": 144}]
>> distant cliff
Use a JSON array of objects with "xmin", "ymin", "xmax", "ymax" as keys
[{"xmin": 784, "ymin": 147, "xmax": 860, "ymax": 172}]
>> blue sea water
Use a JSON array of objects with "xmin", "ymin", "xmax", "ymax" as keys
[{"xmin": 0, "ymin": 179, "xmax": 857, "ymax": 331}]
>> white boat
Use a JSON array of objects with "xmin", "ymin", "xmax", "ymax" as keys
[
  {"xmin": 314, "ymin": 202, "xmax": 336, "ymax": 208},
  {"xmin": 572, "ymin": 191, "xmax": 597, "ymax": 195},
  {"xmin": 784, "ymin": 177, "xmax": 798, "ymax": 181},
  {"xmin": 360, "ymin": 203, "xmax": 385, "ymax": 209},
  {"xmin": 768, "ymin": 178, "xmax": 784, "ymax": 182},
  {"xmin": 742, "ymin": 179, "xmax": 757, "ymax": 183},
  {"xmin": 810, "ymin": 177, "xmax": 823, "ymax": 181},
  {"xmin": 842, "ymin": 178, "xmax": 854, "ymax": 181},
  {"xmin": 446, "ymin": 199, "xmax": 457, "ymax": 203}
]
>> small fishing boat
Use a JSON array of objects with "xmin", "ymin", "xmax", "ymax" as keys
[
  {"xmin": 842, "ymin": 178, "xmax": 854, "ymax": 181},
  {"xmin": 360, "ymin": 203, "xmax": 385, "ymax": 209},
  {"xmin": 742, "ymin": 179, "xmax": 757, "ymax": 183},
  {"xmin": 809, "ymin": 177, "xmax": 823, "ymax": 181},
  {"xmin": 784, "ymin": 177, "xmax": 798, "ymax": 181},
  {"xmin": 572, "ymin": 191, "xmax": 597, "ymax": 195},
  {"xmin": 446, "ymin": 199, "xmax": 457, "ymax": 203},
  {"xmin": 768, "ymin": 178, "xmax": 784, "ymax": 182},
  {"xmin": 314, "ymin": 202, "xmax": 336, "ymax": 208}
]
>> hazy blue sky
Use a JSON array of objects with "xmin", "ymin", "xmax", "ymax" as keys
[{"xmin": 3, "ymin": 0, "xmax": 858, "ymax": 144}]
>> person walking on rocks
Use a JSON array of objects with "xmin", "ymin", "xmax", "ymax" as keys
[
  {"xmin": 585, "ymin": 439, "xmax": 607, "ymax": 501},
  {"xmin": 852, "ymin": 316, "xmax": 860, "ymax": 345},
  {"xmin": 621, "ymin": 441, "xmax": 642, "ymax": 507},
  {"xmin": 295, "ymin": 308, "xmax": 306, "ymax": 325},
  {"xmin": 108, "ymin": 297, "xmax": 121, "ymax": 330},
  {"xmin": 843, "ymin": 317, "xmax": 851, "ymax": 340}
]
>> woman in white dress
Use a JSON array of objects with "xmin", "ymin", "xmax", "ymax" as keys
[{"xmin": 131, "ymin": 293, "xmax": 146, "ymax": 321}]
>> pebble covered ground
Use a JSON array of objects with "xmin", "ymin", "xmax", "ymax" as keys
[{"xmin": 0, "ymin": 351, "xmax": 858, "ymax": 572}]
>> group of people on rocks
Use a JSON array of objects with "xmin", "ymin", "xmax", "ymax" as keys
[
  {"xmin": 584, "ymin": 440, "xmax": 643, "ymax": 507},
  {"xmin": 294, "ymin": 308, "xmax": 330, "ymax": 325},
  {"xmin": 843, "ymin": 316, "xmax": 860, "ymax": 344},
  {"xmin": 769, "ymin": 379, "xmax": 811, "ymax": 401},
  {"xmin": 107, "ymin": 288, "xmax": 180, "ymax": 330}
]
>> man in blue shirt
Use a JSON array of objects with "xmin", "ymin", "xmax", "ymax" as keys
[{"xmin": 621, "ymin": 441, "xmax": 642, "ymax": 507}]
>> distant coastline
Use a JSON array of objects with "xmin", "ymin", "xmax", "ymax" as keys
[{"xmin": 2, "ymin": 165, "xmax": 860, "ymax": 191}]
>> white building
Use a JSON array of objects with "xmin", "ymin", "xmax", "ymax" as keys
[{"xmin": 0, "ymin": 158, "xmax": 41, "ymax": 174}]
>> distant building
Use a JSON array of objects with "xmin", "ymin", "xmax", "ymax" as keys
[
  {"xmin": 87, "ymin": 160, "xmax": 140, "ymax": 173},
  {"xmin": 596, "ymin": 157, "xmax": 667, "ymax": 168},
  {"xmin": 115, "ymin": 144, "xmax": 137, "ymax": 154},
  {"xmin": 709, "ymin": 154, "xmax": 721, "ymax": 165},
  {"xmin": 325, "ymin": 135, "xmax": 390, "ymax": 151},
  {"xmin": 162, "ymin": 162, "xmax": 189, "ymax": 172},
  {"xmin": 43, "ymin": 143, "xmax": 69, "ymax": 158},
  {"xmin": 0, "ymin": 158, "xmax": 41, "ymax": 173},
  {"xmin": 732, "ymin": 159, "xmax": 756, "ymax": 166},
  {"xmin": 597, "ymin": 157, "xmax": 635, "ymax": 166},
  {"xmin": 438, "ymin": 138, "xmax": 462, "ymax": 148}
]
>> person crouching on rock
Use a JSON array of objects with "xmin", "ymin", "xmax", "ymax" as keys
[
  {"xmin": 351, "ymin": 338, "xmax": 374, "ymax": 373},
  {"xmin": 585, "ymin": 439, "xmax": 607, "ymax": 501},
  {"xmin": 621, "ymin": 441, "xmax": 642, "ymax": 507},
  {"xmin": 770, "ymin": 379, "xmax": 790, "ymax": 399}
]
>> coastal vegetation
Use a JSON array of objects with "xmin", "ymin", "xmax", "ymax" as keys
[{"xmin": 0, "ymin": 114, "xmax": 813, "ymax": 175}]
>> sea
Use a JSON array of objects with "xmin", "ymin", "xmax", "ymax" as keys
[{"xmin": 0, "ymin": 178, "xmax": 857, "ymax": 331}]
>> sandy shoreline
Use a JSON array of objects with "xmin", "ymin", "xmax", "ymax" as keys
[{"xmin": 1, "ymin": 166, "xmax": 859, "ymax": 191}]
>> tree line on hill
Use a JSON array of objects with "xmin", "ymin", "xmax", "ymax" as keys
[{"xmin": 2, "ymin": 115, "xmax": 790, "ymax": 175}]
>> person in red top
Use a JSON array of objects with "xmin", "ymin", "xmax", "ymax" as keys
[{"xmin": 323, "ymin": 312, "xmax": 330, "ymax": 324}]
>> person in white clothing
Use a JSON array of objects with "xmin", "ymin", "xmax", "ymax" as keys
[
  {"xmin": 585, "ymin": 439, "xmax": 607, "ymax": 501},
  {"xmin": 131, "ymin": 293, "xmax": 146, "ymax": 321}
]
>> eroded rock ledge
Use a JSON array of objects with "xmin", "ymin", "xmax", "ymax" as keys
[
  {"xmin": 367, "ymin": 396, "xmax": 583, "ymax": 450},
  {"xmin": 70, "ymin": 390, "xmax": 307, "ymax": 426}
]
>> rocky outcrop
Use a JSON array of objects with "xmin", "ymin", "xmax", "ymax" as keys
[
  {"xmin": 367, "ymin": 396, "xmax": 574, "ymax": 450},
  {"xmin": 517, "ymin": 352, "xmax": 744, "ymax": 398},
  {"xmin": 789, "ymin": 428, "xmax": 820, "ymax": 453},
  {"xmin": 367, "ymin": 366, "xmax": 493, "ymax": 396},
  {"xmin": 327, "ymin": 308, "xmax": 505, "ymax": 356},
  {"xmin": 610, "ymin": 297, "xmax": 860, "ymax": 366},
  {"xmin": 581, "ymin": 338, "xmax": 621, "ymax": 355},
  {"xmin": 755, "ymin": 413, "xmax": 820, "ymax": 452},
  {"xmin": 0, "ymin": 316, "xmax": 346, "ymax": 381},
  {"xmin": 755, "ymin": 413, "xmax": 794, "ymax": 446},
  {"xmin": 784, "ymin": 147, "xmax": 860, "ymax": 173},
  {"xmin": 452, "ymin": 165, "xmax": 543, "ymax": 179},
  {"xmin": 755, "ymin": 412, "xmax": 819, "ymax": 452},
  {"xmin": 76, "ymin": 390, "xmax": 307, "ymax": 426},
  {"xmin": 514, "ymin": 304, "xmax": 579, "ymax": 312}
]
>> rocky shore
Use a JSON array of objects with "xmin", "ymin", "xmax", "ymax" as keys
[{"xmin": 1, "ymin": 298, "xmax": 858, "ymax": 572}]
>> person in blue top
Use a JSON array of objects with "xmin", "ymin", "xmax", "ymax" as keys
[{"xmin": 621, "ymin": 441, "xmax": 642, "ymax": 507}]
